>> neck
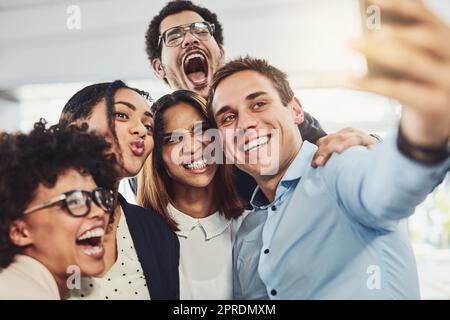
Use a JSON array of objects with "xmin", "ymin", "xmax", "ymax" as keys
[
  {"xmin": 171, "ymin": 183, "xmax": 217, "ymax": 219},
  {"xmin": 53, "ymin": 274, "xmax": 69, "ymax": 299},
  {"xmin": 22, "ymin": 253, "xmax": 69, "ymax": 299},
  {"xmin": 97, "ymin": 180, "xmax": 122, "ymax": 276},
  {"xmin": 254, "ymin": 140, "xmax": 303, "ymax": 203}
]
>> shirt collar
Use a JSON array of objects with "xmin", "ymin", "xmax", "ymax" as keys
[
  {"xmin": 250, "ymin": 141, "xmax": 318, "ymax": 209},
  {"xmin": 167, "ymin": 203, "xmax": 231, "ymax": 240}
]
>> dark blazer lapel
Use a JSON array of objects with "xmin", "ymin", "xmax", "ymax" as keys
[{"xmin": 119, "ymin": 195, "xmax": 162, "ymax": 299}]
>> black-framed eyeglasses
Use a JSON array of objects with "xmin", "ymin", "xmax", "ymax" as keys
[
  {"xmin": 23, "ymin": 187, "xmax": 115, "ymax": 217},
  {"xmin": 158, "ymin": 21, "xmax": 215, "ymax": 48}
]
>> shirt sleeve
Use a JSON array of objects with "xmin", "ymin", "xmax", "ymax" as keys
[
  {"xmin": 233, "ymin": 266, "xmax": 244, "ymax": 300},
  {"xmin": 321, "ymin": 132, "xmax": 450, "ymax": 232}
]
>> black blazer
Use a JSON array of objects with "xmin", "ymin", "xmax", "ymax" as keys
[{"xmin": 119, "ymin": 194, "xmax": 180, "ymax": 300}]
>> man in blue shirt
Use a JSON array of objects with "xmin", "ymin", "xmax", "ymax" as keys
[{"xmin": 208, "ymin": 53, "xmax": 449, "ymax": 298}]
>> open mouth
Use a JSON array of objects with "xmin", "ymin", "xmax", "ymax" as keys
[
  {"xmin": 76, "ymin": 227, "xmax": 105, "ymax": 259},
  {"xmin": 130, "ymin": 140, "xmax": 145, "ymax": 157},
  {"xmin": 182, "ymin": 158, "xmax": 209, "ymax": 172},
  {"xmin": 243, "ymin": 135, "xmax": 270, "ymax": 153},
  {"xmin": 183, "ymin": 51, "xmax": 209, "ymax": 88}
]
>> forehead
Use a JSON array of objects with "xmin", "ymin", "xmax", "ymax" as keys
[
  {"xmin": 33, "ymin": 169, "xmax": 96, "ymax": 204},
  {"xmin": 162, "ymin": 102, "xmax": 204, "ymax": 131},
  {"xmin": 212, "ymin": 70, "xmax": 279, "ymax": 111},
  {"xmin": 87, "ymin": 88, "xmax": 151, "ymax": 133},
  {"xmin": 90, "ymin": 88, "xmax": 151, "ymax": 116},
  {"xmin": 159, "ymin": 10, "xmax": 205, "ymax": 33},
  {"xmin": 114, "ymin": 88, "xmax": 151, "ymax": 113}
]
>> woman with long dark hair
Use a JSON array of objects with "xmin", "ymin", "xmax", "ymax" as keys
[{"xmin": 137, "ymin": 90, "xmax": 245, "ymax": 299}]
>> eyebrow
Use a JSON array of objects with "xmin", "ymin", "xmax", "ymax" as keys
[
  {"xmin": 162, "ymin": 121, "xmax": 207, "ymax": 138},
  {"xmin": 114, "ymin": 101, "xmax": 152, "ymax": 118},
  {"xmin": 162, "ymin": 21, "xmax": 204, "ymax": 34},
  {"xmin": 162, "ymin": 128, "xmax": 184, "ymax": 139},
  {"xmin": 214, "ymin": 91, "xmax": 268, "ymax": 118},
  {"xmin": 214, "ymin": 105, "xmax": 233, "ymax": 118},
  {"xmin": 246, "ymin": 91, "xmax": 268, "ymax": 101}
]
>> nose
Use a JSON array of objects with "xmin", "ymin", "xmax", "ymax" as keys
[
  {"xmin": 182, "ymin": 132, "xmax": 203, "ymax": 159},
  {"xmin": 129, "ymin": 120, "xmax": 147, "ymax": 137},
  {"xmin": 86, "ymin": 200, "xmax": 106, "ymax": 220},
  {"xmin": 236, "ymin": 110, "xmax": 258, "ymax": 131},
  {"xmin": 181, "ymin": 31, "xmax": 200, "ymax": 48}
]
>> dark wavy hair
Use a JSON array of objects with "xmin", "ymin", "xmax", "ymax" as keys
[
  {"xmin": 60, "ymin": 80, "xmax": 152, "ymax": 146},
  {"xmin": 145, "ymin": 0, "xmax": 224, "ymax": 62},
  {"xmin": 0, "ymin": 119, "xmax": 117, "ymax": 269},
  {"xmin": 60, "ymin": 80, "xmax": 152, "ymax": 170},
  {"xmin": 137, "ymin": 90, "xmax": 244, "ymax": 230}
]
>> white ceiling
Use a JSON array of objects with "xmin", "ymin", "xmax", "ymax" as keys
[
  {"xmin": 0, "ymin": 0, "xmax": 449, "ymax": 91},
  {"xmin": 0, "ymin": 0, "xmax": 366, "ymax": 91},
  {"xmin": 0, "ymin": 0, "xmax": 95, "ymax": 10}
]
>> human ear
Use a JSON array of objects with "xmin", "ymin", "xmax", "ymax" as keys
[
  {"xmin": 9, "ymin": 219, "xmax": 34, "ymax": 247},
  {"xmin": 151, "ymin": 59, "xmax": 166, "ymax": 80},
  {"xmin": 290, "ymin": 97, "xmax": 304, "ymax": 125}
]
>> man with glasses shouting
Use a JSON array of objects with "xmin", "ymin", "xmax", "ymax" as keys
[
  {"xmin": 144, "ymin": 1, "xmax": 379, "ymax": 204},
  {"xmin": 147, "ymin": 3, "xmax": 224, "ymax": 99},
  {"xmin": 0, "ymin": 120, "xmax": 116, "ymax": 299}
]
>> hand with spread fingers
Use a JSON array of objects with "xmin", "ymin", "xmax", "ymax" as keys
[
  {"xmin": 312, "ymin": 127, "xmax": 379, "ymax": 167},
  {"xmin": 352, "ymin": 0, "xmax": 450, "ymax": 150}
]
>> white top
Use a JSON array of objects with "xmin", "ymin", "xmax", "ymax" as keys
[
  {"xmin": 168, "ymin": 203, "xmax": 245, "ymax": 300},
  {"xmin": 118, "ymin": 178, "xmax": 137, "ymax": 205},
  {"xmin": 0, "ymin": 255, "xmax": 60, "ymax": 300},
  {"xmin": 68, "ymin": 207, "xmax": 150, "ymax": 300}
]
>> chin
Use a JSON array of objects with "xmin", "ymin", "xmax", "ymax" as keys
[
  {"xmin": 80, "ymin": 263, "xmax": 105, "ymax": 277},
  {"xmin": 256, "ymin": 165, "xmax": 280, "ymax": 177},
  {"xmin": 76, "ymin": 254, "xmax": 105, "ymax": 275},
  {"xmin": 179, "ymin": 175, "xmax": 213, "ymax": 188},
  {"xmin": 196, "ymin": 86, "xmax": 209, "ymax": 98},
  {"xmin": 188, "ymin": 180, "xmax": 212, "ymax": 188},
  {"xmin": 122, "ymin": 164, "xmax": 144, "ymax": 178}
]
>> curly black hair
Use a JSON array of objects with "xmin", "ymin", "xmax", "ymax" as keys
[
  {"xmin": 0, "ymin": 119, "xmax": 117, "ymax": 269},
  {"xmin": 60, "ymin": 80, "xmax": 152, "ymax": 136},
  {"xmin": 145, "ymin": 0, "xmax": 224, "ymax": 62}
]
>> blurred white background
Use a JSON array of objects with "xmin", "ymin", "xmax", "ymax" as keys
[{"xmin": 0, "ymin": 0, "xmax": 449, "ymax": 299}]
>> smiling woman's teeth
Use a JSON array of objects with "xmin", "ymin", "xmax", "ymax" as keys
[
  {"xmin": 76, "ymin": 227, "xmax": 105, "ymax": 257},
  {"xmin": 77, "ymin": 228, "xmax": 104, "ymax": 241},
  {"xmin": 83, "ymin": 246, "xmax": 103, "ymax": 256},
  {"xmin": 184, "ymin": 159, "xmax": 208, "ymax": 170}
]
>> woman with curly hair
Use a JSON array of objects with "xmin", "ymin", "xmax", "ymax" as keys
[
  {"xmin": 0, "ymin": 120, "xmax": 116, "ymax": 299},
  {"xmin": 60, "ymin": 80, "xmax": 179, "ymax": 300}
]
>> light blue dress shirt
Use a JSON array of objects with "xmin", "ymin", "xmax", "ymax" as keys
[{"xmin": 233, "ymin": 133, "xmax": 450, "ymax": 300}]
